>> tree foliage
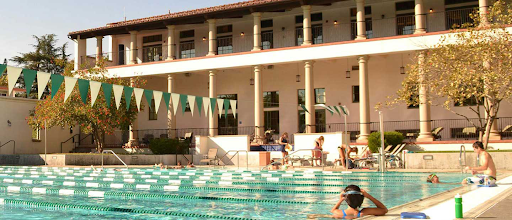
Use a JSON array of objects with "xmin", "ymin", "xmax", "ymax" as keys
[
  {"xmin": 382, "ymin": 1, "xmax": 512, "ymax": 148},
  {"xmin": 27, "ymin": 60, "xmax": 145, "ymax": 152}
]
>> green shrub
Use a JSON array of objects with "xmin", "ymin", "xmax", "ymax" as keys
[
  {"xmin": 149, "ymin": 138, "xmax": 190, "ymax": 155},
  {"xmin": 368, "ymin": 131, "xmax": 404, "ymax": 153}
]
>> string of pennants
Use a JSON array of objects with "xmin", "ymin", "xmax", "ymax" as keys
[
  {"xmin": 300, "ymin": 104, "xmax": 350, "ymax": 116},
  {"xmin": 0, "ymin": 64, "xmax": 237, "ymax": 118}
]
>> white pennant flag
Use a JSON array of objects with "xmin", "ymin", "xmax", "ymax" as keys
[
  {"xmin": 133, "ymin": 88, "xmax": 144, "ymax": 111},
  {"xmin": 217, "ymin": 99, "xmax": 224, "ymax": 118},
  {"xmin": 64, "ymin": 76, "xmax": 77, "ymax": 102},
  {"xmin": 36, "ymin": 72, "xmax": 51, "ymax": 100},
  {"xmin": 153, "ymin": 91, "xmax": 163, "ymax": 115},
  {"xmin": 203, "ymin": 97, "xmax": 210, "ymax": 117},
  {"xmin": 6, "ymin": 66, "xmax": 23, "ymax": 96},
  {"xmin": 230, "ymin": 100, "xmax": 237, "ymax": 116},
  {"xmin": 187, "ymin": 95, "xmax": 196, "ymax": 116},
  {"xmin": 89, "ymin": 81, "xmax": 102, "ymax": 106},
  {"xmin": 112, "ymin": 85, "xmax": 124, "ymax": 110},
  {"xmin": 171, "ymin": 93, "xmax": 180, "ymax": 116}
]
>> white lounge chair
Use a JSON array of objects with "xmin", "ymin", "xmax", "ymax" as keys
[{"xmin": 199, "ymin": 148, "xmax": 219, "ymax": 165}]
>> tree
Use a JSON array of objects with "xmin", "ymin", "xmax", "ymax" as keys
[
  {"xmin": 382, "ymin": 1, "xmax": 512, "ymax": 149},
  {"xmin": 6, "ymin": 34, "xmax": 69, "ymax": 98},
  {"xmin": 27, "ymin": 59, "xmax": 145, "ymax": 152}
]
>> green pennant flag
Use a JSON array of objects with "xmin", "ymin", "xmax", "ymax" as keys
[
  {"xmin": 300, "ymin": 104, "xmax": 310, "ymax": 113},
  {"xmin": 224, "ymin": 99, "xmax": 230, "ymax": 118},
  {"xmin": 77, "ymin": 79, "xmax": 89, "ymax": 104},
  {"xmin": 332, "ymin": 105, "xmax": 341, "ymax": 116},
  {"xmin": 144, "ymin": 89, "xmax": 153, "ymax": 110},
  {"xmin": 124, "ymin": 87, "xmax": 134, "ymax": 110},
  {"xmin": 179, "ymin": 94, "xmax": 188, "ymax": 114},
  {"xmin": 22, "ymin": 69, "xmax": 37, "ymax": 97},
  {"xmin": 0, "ymin": 64, "xmax": 6, "ymax": 77},
  {"xmin": 163, "ymin": 92, "xmax": 171, "ymax": 111},
  {"xmin": 50, "ymin": 74, "xmax": 64, "ymax": 99},
  {"xmin": 195, "ymin": 96, "xmax": 203, "ymax": 117},
  {"xmin": 102, "ymin": 83, "xmax": 113, "ymax": 107},
  {"xmin": 340, "ymin": 105, "xmax": 349, "ymax": 116},
  {"xmin": 210, "ymin": 98, "xmax": 217, "ymax": 115}
]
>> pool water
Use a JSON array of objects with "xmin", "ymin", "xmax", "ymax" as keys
[{"xmin": 0, "ymin": 166, "xmax": 469, "ymax": 219}]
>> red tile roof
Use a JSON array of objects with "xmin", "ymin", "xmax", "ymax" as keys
[{"xmin": 69, "ymin": 0, "xmax": 290, "ymax": 36}]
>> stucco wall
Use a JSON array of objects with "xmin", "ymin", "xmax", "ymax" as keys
[{"xmin": 405, "ymin": 152, "xmax": 512, "ymax": 170}]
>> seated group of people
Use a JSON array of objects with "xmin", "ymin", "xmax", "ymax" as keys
[{"xmin": 155, "ymin": 161, "xmax": 195, "ymax": 169}]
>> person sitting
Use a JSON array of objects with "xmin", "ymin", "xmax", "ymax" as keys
[
  {"xmin": 462, "ymin": 141, "xmax": 497, "ymax": 185},
  {"xmin": 312, "ymin": 136, "xmax": 324, "ymax": 166},
  {"xmin": 331, "ymin": 185, "xmax": 388, "ymax": 218},
  {"xmin": 278, "ymin": 132, "xmax": 290, "ymax": 165},
  {"xmin": 187, "ymin": 162, "xmax": 195, "ymax": 168}
]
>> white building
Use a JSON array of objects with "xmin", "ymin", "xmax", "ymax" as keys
[{"xmin": 68, "ymin": 0, "xmax": 512, "ymax": 148}]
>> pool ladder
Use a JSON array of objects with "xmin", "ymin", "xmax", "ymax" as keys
[
  {"xmin": 459, "ymin": 145, "xmax": 466, "ymax": 173},
  {"xmin": 101, "ymin": 150, "xmax": 128, "ymax": 169}
]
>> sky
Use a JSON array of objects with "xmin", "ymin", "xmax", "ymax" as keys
[{"xmin": 0, "ymin": 0, "xmax": 242, "ymax": 65}]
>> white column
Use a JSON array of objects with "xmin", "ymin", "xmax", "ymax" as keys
[
  {"xmin": 356, "ymin": 0, "xmax": 367, "ymax": 40},
  {"xmin": 129, "ymin": 31, "xmax": 138, "ymax": 64},
  {"xmin": 414, "ymin": 0, "xmax": 427, "ymax": 34},
  {"xmin": 129, "ymin": 78, "xmax": 139, "ymax": 146},
  {"xmin": 302, "ymin": 5, "xmax": 313, "ymax": 46},
  {"xmin": 254, "ymin": 65, "xmax": 264, "ymax": 142},
  {"xmin": 95, "ymin": 36, "xmax": 103, "ymax": 66},
  {"xmin": 209, "ymin": 70, "xmax": 218, "ymax": 136},
  {"xmin": 207, "ymin": 19, "xmax": 217, "ymax": 56},
  {"xmin": 304, "ymin": 60, "xmax": 315, "ymax": 133},
  {"xmin": 73, "ymin": 35, "xmax": 86, "ymax": 71},
  {"xmin": 252, "ymin": 12, "xmax": 262, "ymax": 51},
  {"xmin": 479, "ymin": 0, "xmax": 489, "ymax": 26},
  {"xmin": 111, "ymin": 35, "xmax": 118, "ymax": 65},
  {"xmin": 417, "ymin": 52, "xmax": 434, "ymax": 141},
  {"xmin": 357, "ymin": 56, "xmax": 370, "ymax": 142},
  {"xmin": 168, "ymin": 75, "xmax": 177, "ymax": 139},
  {"xmin": 166, "ymin": 25, "xmax": 176, "ymax": 60}
]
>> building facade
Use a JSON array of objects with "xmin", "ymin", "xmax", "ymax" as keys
[{"xmin": 69, "ymin": 0, "xmax": 512, "ymax": 146}]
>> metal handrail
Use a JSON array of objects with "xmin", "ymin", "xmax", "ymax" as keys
[
  {"xmin": 0, "ymin": 140, "xmax": 15, "ymax": 154},
  {"xmin": 460, "ymin": 145, "xmax": 467, "ymax": 173},
  {"xmin": 261, "ymin": 149, "xmax": 324, "ymax": 171},
  {"xmin": 217, "ymin": 150, "xmax": 248, "ymax": 170},
  {"xmin": 61, "ymin": 134, "xmax": 79, "ymax": 153},
  {"xmin": 101, "ymin": 150, "xmax": 128, "ymax": 169}
]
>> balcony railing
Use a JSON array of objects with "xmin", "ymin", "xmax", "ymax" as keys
[{"xmin": 79, "ymin": 9, "xmax": 481, "ymax": 70}]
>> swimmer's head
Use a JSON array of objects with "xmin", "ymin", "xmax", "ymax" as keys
[
  {"xmin": 427, "ymin": 174, "xmax": 439, "ymax": 183},
  {"xmin": 343, "ymin": 185, "xmax": 364, "ymax": 209},
  {"xmin": 177, "ymin": 161, "xmax": 182, "ymax": 166}
]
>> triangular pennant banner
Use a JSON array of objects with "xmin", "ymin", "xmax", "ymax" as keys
[
  {"xmin": 163, "ymin": 92, "xmax": 171, "ymax": 112},
  {"xmin": 315, "ymin": 104, "xmax": 334, "ymax": 116},
  {"xmin": 89, "ymin": 81, "xmax": 102, "ymax": 106},
  {"xmin": 179, "ymin": 94, "xmax": 188, "ymax": 115},
  {"xmin": 331, "ymin": 106, "xmax": 341, "ymax": 116},
  {"xmin": 340, "ymin": 105, "xmax": 349, "ymax": 116},
  {"xmin": 300, "ymin": 104, "xmax": 310, "ymax": 113},
  {"xmin": 102, "ymin": 83, "xmax": 113, "ymax": 107},
  {"xmin": 195, "ymin": 96, "xmax": 203, "ymax": 117},
  {"xmin": 0, "ymin": 64, "xmax": 6, "ymax": 77},
  {"xmin": 144, "ymin": 90, "xmax": 153, "ymax": 110},
  {"xmin": 171, "ymin": 93, "xmax": 180, "ymax": 116},
  {"xmin": 133, "ymin": 88, "xmax": 144, "ymax": 111},
  {"xmin": 36, "ymin": 72, "xmax": 51, "ymax": 100},
  {"xmin": 203, "ymin": 97, "xmax": 210, "ymax": 117},
  {"xmin": 50, "ymin": 74, "xmax": 64, "ymax": 99},
  {"xmin": 22, "ymin": 69, "xmax": 37, "ymax": 97},
  {"xmin": 217, "ymin": 99, "xmax": 224, "ymax": 118},
  {"xmin": 187, "ymin": 95, "xmax": 195, "ymax": 116},
  {"xmin": 154, "ymin": 91, "xmax": 163, "ymax": 115},
  {"xmin": 124, "ymin": 86, "xmax": 134, "ymax": 110},
  {"xmin": 77, "ymin": 79, "xmax": 89, "ymax": 105},
  {"xmin": 230, "ymin": 100, "xmax": 237, "ymax": 116},
  {"xmin": 223, "ymin": 99, "xmax": 230, "ymax": 118},
  {"xmin": 64, "ymin": 76, "xmax": 77, "ymax": 102},
  {"xmin": 210, "ymin": 98, "xmax": 217, "ymax": 116},
  {"xmin": 7, "ymin": 66, "xmax": 22, "ymax": 96},
  {"xmin": 112, "ymin": 84, "xmax": 124, "ymax": 110}
]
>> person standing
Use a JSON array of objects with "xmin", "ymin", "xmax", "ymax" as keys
[
  {"xmin": 313, "ymin": 136, "xmax": 324, "ymax": 166},
  {"xmin": 278, "ymin": 132, "xmax": 290, "ymax": 165}
]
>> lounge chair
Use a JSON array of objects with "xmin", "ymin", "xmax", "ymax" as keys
[
  {"xmin": 386, "ymin": 143, "xmax": 407, "ymax": 168},
  {"xmin": 502, "ymin": 125, "xmax": 512, "ymax": 137},
  {"xmin": 199, "ymin": 148, "xmax": 219, "ymax": 165},
  {"xmin": 461, "ymin": 127, "xmax": 476, "ymax": 139},
  {"xmin": 432, "ymin": 127, "xmax": 444, "ymax": 140}
]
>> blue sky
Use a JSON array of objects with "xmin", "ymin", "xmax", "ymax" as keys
[{"xmin": 0, "ymin": 0, "xmax": 241, "ymax": 65}]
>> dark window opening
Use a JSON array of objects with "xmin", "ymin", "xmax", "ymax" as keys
[
  {"xmin": 180, "ymin": 30, "xmax": 195, "ymax": 39},
  {"xmin": 396, "ymin": 1, "xmax": 415, "ymax": 11},
  {"xmin": 217, "ymin": 25, "xmax": 233, "ymax": 34},
  {"xmin": 143, "ymin": 35, "xmax": 162, "ymax": 44},
  {"xmin": 350, "ymin": 6, "xmax": 372, "ymax": 17},
  {"xmin": 352, "ymin": 86, "xmax": 360, "ymax": 103},
  {"xmin": 261, "ymin": 20, "xmax": 273, "ymax": 28}
]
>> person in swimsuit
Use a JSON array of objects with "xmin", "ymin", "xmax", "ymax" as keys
[
  {"xmin": 313, "ymin": 136, "xmax": 324, "ymax": 166},
  {"xmin": 334, "ymin": 144, "xmax": 358, "ymax": 168},
  {"xmin": 331, "ymin": 185, "xmax": 388, "ymax": 218},
  {"xmin": 462, "ymin": 141, "xmax": 497, "ymax": 185},
  {"xmin": 278, "ymin": 132, "xmax": 290, "ymax": 165}
]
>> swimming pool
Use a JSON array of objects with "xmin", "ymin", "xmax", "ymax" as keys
[{"xmin": 0, "ymin": 166, "xmax": 469, "ymax": 219}]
